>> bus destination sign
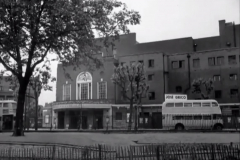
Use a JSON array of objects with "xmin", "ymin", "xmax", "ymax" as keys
[{"xmin": 165, "ymin": 94, "xmax": 187, "ymax": 101}]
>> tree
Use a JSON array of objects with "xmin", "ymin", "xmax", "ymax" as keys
[
  {"xmin": 0, "ymin": 0, "xmax": 140, "ymax": 136},
  {"xmin": 112, "ymin": 62, "xmax": 148, "ymax": 131},
  {"xmin": 28, "ymin": 68, "xmax": 55, "ymax": 131},
  {"xmin": 192, "ymin": 78, "xmax": 214, "ymax": 99},
  {"xmin": 11, "ymin": 67, "xmax": 55, "ymax": 131}
]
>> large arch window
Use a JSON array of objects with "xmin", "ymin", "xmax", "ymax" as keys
[{"xmin": 76, "ymin": 72, "xmax": 92, "ymax": 100}]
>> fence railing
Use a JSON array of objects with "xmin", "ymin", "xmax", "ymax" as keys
[{"xmin": 0, "ymin": 142, "xmax": 239, "ymax": 160}]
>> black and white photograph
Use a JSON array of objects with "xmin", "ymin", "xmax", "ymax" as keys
[{"xmin": 0, "ymin": 0, "xmax": 239, "ymax": 159}]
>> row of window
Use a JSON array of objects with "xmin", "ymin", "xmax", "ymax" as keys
[
  {"xmin": 121, "ymin": 59, "xmax": 155, "ymax": 68},
  {"xmin": 171, "ymin": 55, "xmax": 240, "ymax": 69},
  {"xmin": 171, "ymin": 114, "xmax": 221, "ymax": 120},
  {"xmin": 175, "ymin": 85, "xmax": 239, "ymax": 98},
  {"xmin": 62, "ymin": 81, "xmax": 107, "ymax": 101},
  {"xmin": 165, "ymin": 102, "xmax": 218, "ymax": 107},
  {"xmin": 214, "ymin": 89, "xmax": 239, "ymax": 98},
  {"xmin": 213, "ymin": 74, "xmax": 238, "ymax": 81}
]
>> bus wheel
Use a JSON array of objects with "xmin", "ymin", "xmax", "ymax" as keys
[
  {"xmin": 214, "ymin": 124, "xmax": 223, "ymax": 131},
  {"xmin": 175, "ymin": 124, "xmax": 184, "ymax": 131}
]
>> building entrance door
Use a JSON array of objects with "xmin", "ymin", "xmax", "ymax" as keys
[
  {"xmin": 2, "ymin": 115, "xmax": 13, "ymax": 130},
  {"xmin": 152, "ymin": 112, "xmax": 162, "ymax": 129},
  {"xmin": 58, "ymin": 111, "xmax": 65, "ymax": 129}
]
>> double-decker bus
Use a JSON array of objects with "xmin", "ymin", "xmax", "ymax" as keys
[
  {"xmin": 0, "ymin": 100, "xmax": 17, "ymax": 130},
  {"xmin": 162, "ymin": 99, "xmax": 223, "ymax": 130}
]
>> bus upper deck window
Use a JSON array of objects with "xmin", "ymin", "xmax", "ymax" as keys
[
  {"xmin": 12, "ymin": 103, "xmax": 17, "ymax": 109},
  {"xmin": 166, "ymin": 103, "xmax": 174, "ymax": 107},
  {"xmin": 3, "ymin": 103, "xmax": 9, "ymax": 107},
  {"xmin": 193, "ymin": 102, "xmax": 201, "ymax": 107},
  {"xmin": 202, "ymin": 103, "xmax": 211, "ymax": 107},
  {"xmin": 212, "ymin": 102, "xmax": 218, "ymax": 107},
  {"xmin": 175, "ymin": 103, "xmax": 183, "ymax": 107},
  {"xmin": 184, "ymin": 103, "xmax": 192, "ymax": 107}
]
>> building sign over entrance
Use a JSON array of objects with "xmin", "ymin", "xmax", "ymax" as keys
[{"xmin": 165, "ymin": 94, "xmax": 187, "ymax": 101}]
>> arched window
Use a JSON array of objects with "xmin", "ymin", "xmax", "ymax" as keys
[{"xmin": 76, "ymin": 72, "xmax": 92, "ymax": 100}]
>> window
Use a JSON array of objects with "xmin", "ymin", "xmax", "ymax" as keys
[
  {"xmin": 175, "ymin": 103, "xmax": 183, "ymax": 107},
  {"xmin": 148, "ymin": 92, "xmax": 155, "ymax": 100},
  {"xmin": 213, "ymin": 75, "xmax": 221, "ymax": 81},
  {"xmin": 230, "ymin": 89, "xmax": 238, "ymax": 97},
  {"xmin": 184, "ymin": 103, "xmax": 192, "ymax": 107},
  {"xmin": 98, "ymin": 82, "xmax": 107, "ymax": 99},
  {"xmin": 202, "ymin": 103, "xmax": 211, "ymax": 107},
  {"xmin": 63, "ymin": 84, "xmax": 71, "ymax": 101},
  {"xmin": 171, "ymin": 61, "xmax": 178, "ymax": 69},
  {"xmin": 208, "ymin": 57, "xmax": 215, "ymax": 66},
  {"xmin": 215, "ymin": 90, "xmax": 222, "ymax": 99},
  {"xmin": 115, "ymin": 112, "xmax": 122, "ymax": 120},
  {"xmin": 45, "ymin": 115, "xmax": 50, "ymax": 124},
  {"xmin": 184, "ymin": 116, "xmax": 193, "ymax": 120},
  {"xmin": 229, "ymin": 74, "xmax": 237, "ymax": 80},
  {"xmin": 0, "ymin": 86, "xmax": 2, "ymax": 91},
  {"xmin": 148, "ymin": 59, "xmax": 154, "ymax": 68},
  {"xmin": 193, "ymin": 59, "xmax": 200, "ymax": 68},
  {"xmin": 80, "ymin": 83, "xmax": 89, "ymax": 100},
  {"xmin": 193, "ymin": 103, "xmax": 201, "ymax": 107},
  {"xmin": 3, "ymin": 103, "xmax": 9, "ymax": 107},
  {"xmin": 138, "ymin": 60, "xmax": 144, "ymax": 64},
  {"xmin": 203, "ymin": 115, "xmax": 211, "ymax": 120},
  {"xmin": 77, "ymin": 72, "xmax": 92, "ymax": 100},
  {"xmin": 3, "ymin": 109, "xmax": 8, "ymax": 114},
  {"xmin": 228, "ymin": 55, "xmax": 236, "ymax": 64},
  {"xmin": 148, "ymin": 74, "xmax": 154, "ymax": 81},
  {"xmin": 216, "ymin": 56, "xmax": 224, "ymax": 65},
  {"xmin": 212, "ymin": 102, "xmax": 218, "ymax": 107},
  {"xmin": 193, "ymin": 115, "xmax": 202, "ymax": 120},
  {"xmin": 175, "ymin": 86, "xmax": 182, "ymax": 93},
  {"xmin": 179, "ymin": 60, "xmax": 185, "ymax": 68},
  {"xmin": 173, "ymin": 115, "xmax": 184, "ymax": 120},
  {"xmin": 166, "ymin": 103, "xmax": 174, "ymax": 107},
  {"xmin": 172, "ymin": 60, "xmax": 185, "ymax": 69}
]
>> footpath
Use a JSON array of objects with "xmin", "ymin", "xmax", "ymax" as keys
[{"xmin": 2, "ymin": 128, "xmax": 239, "ymax": 133}]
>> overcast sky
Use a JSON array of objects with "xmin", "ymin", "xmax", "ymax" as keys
[{"xmin": 39, "ymin": 0, "xmax": 240, "ymax": 106}]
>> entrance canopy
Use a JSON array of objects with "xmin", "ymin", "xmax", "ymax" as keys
[{"xmin": 53, "ymin": 103, "xmax": 111, "ymax": 110}]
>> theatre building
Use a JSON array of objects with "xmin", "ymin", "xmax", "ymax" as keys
[{"xmin": 42, "ymin": 19, "xmax": 240, "ymax": 129}]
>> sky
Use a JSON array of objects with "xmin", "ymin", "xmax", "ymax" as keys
[{"xmin": 38, "ymin": 0, "xmax": 240, "ymax": 106}]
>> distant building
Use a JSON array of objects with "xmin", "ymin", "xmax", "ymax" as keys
[
  {"xmin": 42, "ymin": 20, "xmax": 240, "ymax": 129},
  {"xmin": 0, "ymin": 76, "xmax": 39, "ymax": 130}
]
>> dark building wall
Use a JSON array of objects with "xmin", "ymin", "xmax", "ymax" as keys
[
  {"xmin": 136, "ymin": 37, "xmax": 194, "ymax": 54},
  {"xmin": 56, "ymin": 55, "xmax": 116, "ymax": 101},
  {"xmin": 167, "ymin": 48, "xmax": 240, "ymax": 103},
  {"xmin": 56, "ymin": 20, "xmax": 240, "ymax": 104},
  {"xmin": 235, "ymin": 25, "xmax": 240, "ymax": 47},
  {"xmin": 194, "ymin": 37, "xmax": 220, "ymax": 51},
  {"xmin": 117, "ymin": 52, "xmax": 165, "ymax": 104}
]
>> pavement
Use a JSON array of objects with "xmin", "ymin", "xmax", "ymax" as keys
[{"xmin": 2, "ymin": 128, "xmax": 239, "ymax": 133}]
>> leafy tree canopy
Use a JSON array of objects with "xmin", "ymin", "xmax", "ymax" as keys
[
  {"xmin": 112, "ymin": 62, "xmax": 149, "ymax": 102},
  {"xmin": 0, "ymin": 0, "xmax": 141, "ymax": 135},
  {"xmin": 192, "ymin": 77, "xmax": 214, "ymax": 99}
]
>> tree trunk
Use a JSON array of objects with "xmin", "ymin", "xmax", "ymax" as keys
[
  {"xmin": 35, "ymin": 99, "xmax": 38, "ymax": 131},
  {"xmin": 134, "ymin": 105, "xmax": 138, "ymax": 132},
  {"xmin": 12, "ymin": 84, "xmax": 28, "ymax": 136},
  {"xmin": 128, "ymin": 100, "xmax": 133, "ymax": 131}
]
